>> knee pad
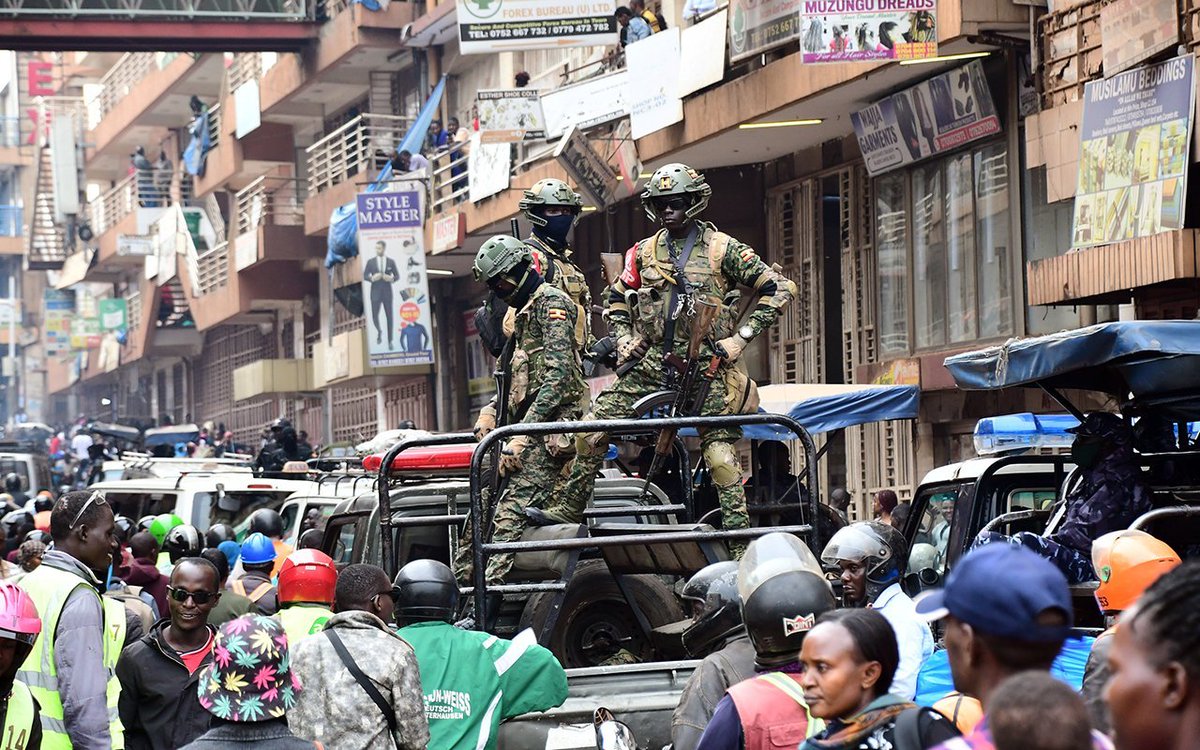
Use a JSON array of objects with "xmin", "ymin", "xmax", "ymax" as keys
[
  {"xmin": 578, "ymin": 430, "xmax": 608, "ymax": 453},
  {"xmin": 703, "ymin": 442, "xmax": 742, "ymax": 488}
]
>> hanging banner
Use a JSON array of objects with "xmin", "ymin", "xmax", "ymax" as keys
[
  {"xmin": 680, "ymin": 9, "xmax": 730, "ymax": 97},
  {"xmin": 1071, "ymin": 54, "xmax": 1195, "ymax": 249},
  {"xmin": 458, "ymin": 0, "xmax": 619, "ymax": 54},
  {"xmin": 540, "ymin": 70, "xmax": 630, "ymax": 139},
  {"xmin": 728, "ymin": 0, "xmax": 801, "ymax": 63},
  {"xmin": 626, "ymin": 27, "xmax": 684, "ymax": 140},
  {"xmin": 800, "ymin": 0, "xmax": 936, "ymax": 63},
  {"xmin": 851, "ymin": 60, "xmax": 1000, "ymax": 176},
  {"xmin": 98, "ymin": 298, "xmax": 128, "ymax": 331},
  {"xmin": 356, "ymin": 190, "xmax": 434, "ymax": 368},
  {"xmin": 43, "ymin": 290, "xmax": 75, "ymax": 357},
  {"xmin": 467, "ymin": 132, "xmax": 513, "ymax": 204},
  {"xmin": 555, "ymin": 126, "xmax": 620, "ymax": 208},
  {"xmin": 476, "ymin": 89, "xmax": 546, "ymax": 143},
  {"xmin": 70, "ymin": 318, "xmax": 101, "ymax": 351}
]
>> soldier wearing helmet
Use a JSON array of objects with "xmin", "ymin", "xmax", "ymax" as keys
[
  {"xmin": 532, "ymin": 163, "xmax": 797, "ymax": 553},
  {"xmin": 821, "ymin": 521, "xmax": 932, "ymax": 699},
  {"xmin": 671, "ymin": 561, "xmax": 757, "ymax": 750},
  {"xmin": 275, "ymin": 549, "xmax": 337, "ymax": 645},
  {"xmin": 473, "ymin": 179, "xmax": 592, "ymax": 442},
  {"xmin": 457, "ymin": 235, "xmax": 587, "ymax": 586},
  {"xmin": 1081, "ymin": 529, "xmax": 1180, "ymax": 734}
]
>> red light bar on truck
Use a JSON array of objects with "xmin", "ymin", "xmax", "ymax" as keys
[{"xmin": 363, "ymin": 444, "xmax": 475, "ymax": 473}]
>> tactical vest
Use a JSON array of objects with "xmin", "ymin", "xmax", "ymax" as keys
[
  {"xmin": 17, "ymin": 565, "xmax": 125, "ymax": 749},
  {"xmin": 277, "ymin": 604, "xmax": 333, "ymax": 645},
  {"xmin": 527, "ymin": 236, "xmax": 592, "ymax": 349},
  {"xmin": 2, "ymin": 680, "xmax": 37, "ymax": 750},
  {"xmin": 632, "ymin": 226, "xmax": 737, "ymax": 346},
  {"xmin": 727, "ymin": 673, "xmax": 821, "ymax": 750}
]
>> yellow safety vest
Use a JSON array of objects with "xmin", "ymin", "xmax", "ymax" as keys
[
  {"xmin": 276, "ymin": 604, "xmax": 333, "ymax": 646},
  {"xmin": 2, "ymin": 680, "xmax": 36, "ymax": 750},
  {"xmin": 16, "ymin": 565, "xmax": 125, "ymax": 749}
]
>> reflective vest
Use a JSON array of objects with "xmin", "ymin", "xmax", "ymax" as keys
[
  {"xmin": 2, "ymin": 680, "xmax": 36, "ymax": 750},
  {"xmin": 276, "ymin": 604, "xmax": 332, "ymax": 645},
  {"xmin": 727, "ymin": 672, "xmax": 822, "ymax": 750},
  {"xmin": 17, "ymin": 564, "xmax": 125, "ymax": 749}
]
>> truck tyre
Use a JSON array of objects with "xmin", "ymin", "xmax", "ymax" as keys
[{"xmin": 519, "ymin": 559, "xmax": 683, "ymax": 668}]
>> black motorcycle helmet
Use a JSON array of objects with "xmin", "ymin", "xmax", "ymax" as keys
[
  {"xmin": 204, "ymin": 523, "xmax": 236, "ymax": 549},
  {"xmin": 113, "ymin": 515, "xmax": 136, "ymax": 545},
  {"xmin": 165, "ymin": 524, "xmax": 203, "ymax": 563},
  {"xmin": 23, "ymin": 530, "xmax": 51, "ymax": 546},
  {"xmin": 680, "ymin": 561, "xmax": 743, "ymax": 658},
  {"xmin": 393, "ymin": 559, "xmax": 458, "ymax": 625},
  {"xmin": 738, "ymin": 533, "xmax": 837, "ymax": 670},
  {"xmin": 3, "ymin": 474, "xmax": 20, "ymax": 494},
  {"xmin": 296, "ymin": 528, "xmax": 323, "ymax": 550},
  {"xmin": 248, "ymin": 508, "xmax": 284, "ymax": 539},
  {"xmin": 33, "ymin": 497, "xmax": 53, "ymax": 514},
  {"xmin": 820, "ymin": 521, "xmax": 909, "ymax": 604}
]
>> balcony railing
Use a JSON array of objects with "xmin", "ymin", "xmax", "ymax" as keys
[
  {"xmin": 206, "ymin": 102, "xmax": 222, "ymax": 149},
  {"xmin": 235, "ymin": 174, "xmax": 304, "ymax": 235},
  {"xmin": 194, "ymin": 240, "xmax": 230, "ymax": 297},
  {"xmin": 305, "ymin": 112, "xmax": 414, "ymax": 195},
  {"xmin": 89, "ymin": 53, "xmax": 155, "ymax": 128},
  {"xmin": 0, "ymin": 206, "xmax": 22, "ymax": 237},
  {"xmin": 0, "ymin": 0, "xmax": 310, "ymax": 20},
  {"xmin": 91, "ymin": 173, "xmax": 170, "ymax": 237},
  {"xmin": 429, "ymin": 147, "xmax": 469, "ymax": 214}
]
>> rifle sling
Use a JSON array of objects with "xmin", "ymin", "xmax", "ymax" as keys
[{"xmin": 662, "ymin": 225, "xmax": 701, "ymax": 376}]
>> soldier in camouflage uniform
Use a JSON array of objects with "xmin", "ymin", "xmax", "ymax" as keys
[
  {"xmin": 473, "ymin": 179, "xmax": 592, "ymax": 441},
  {"xmin": 459, "ymin": 235, "xmax": 587, "ymax": 585},
  {"xmin": 528, "ymin": 163, "xmax": 797, "ymax": 555}
]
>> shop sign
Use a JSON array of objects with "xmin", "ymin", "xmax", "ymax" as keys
[
  {"xmin": 356, "ymin": 190, "xmax": 434, "ymax": 368},
  {"xmin": 554, "ymin": 125, "xmax": 620, "ymax": 208},
  {"xmin": 467, "ymin": 132, "xmax": 512, "ymax": 204},
  {"xmin": 851, "ymin": 60, "xmax": 1000, "ymax": 176},
  {"xmin": 540, "ymin": 70, "xmax": 630, "ymax": 139},
  {"xmin": 1071, "ymin": 54, "xmax": 1195, "ymax": 249},
  {"xmin": 476, "ymin": 89, "xmax": 546, "ymax": 143},
  {"xmin": 0, "ymin": 299, "xmax": 19, "ymax": 327},
  {"xmin": 799, "ymin": 0, "xmax": 936, "ymax": 64},
  {"xmin": 1100, "ymin": 0, "xmax": 1178, "ymax": 78},
  {"xmin": 625, "ymin": 27, "xmax": 684, "ymax": 140},
  {"xmin": 871, "ymin": 358, "xmax": 920, "ymax": 387},
  {"xmin": 458, "ymin": 0, "xmax": 618, "ymax": 55},
  {"xmin": 69, "ymin": 317, "xmax": 101, "ymax": 351},
  {"xmin": 43, "ymin": 289, "xmax": 74, "ymax": 356},
  {"xmin": 728, "ymin": 0, "xmax": 801, "ymax": 63},
  {"xmin": 97, "ymin": 298, "xmax": 128, "ymax": 331},
  {"xmin": 431, "ymin": 212, "xmax": 465, "ymax": 255}
]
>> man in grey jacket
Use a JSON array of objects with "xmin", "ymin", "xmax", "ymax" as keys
[{"xmin": 288, "ymin": 564, "xmax": 428, "ymax": 750}]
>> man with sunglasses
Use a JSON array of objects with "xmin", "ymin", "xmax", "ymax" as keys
[
  {"xmin": 17, "ymin": 490, "xmax": 125, "ymax": 749},
  {"xmin": 116, "ymin": 557, "xmax": 221, "ymax": 750},
  {"xmin": 537, "ymin": 163, "xmax": 797, "ymax": 555},
  {"xmin": 456, "ymin": 235, "xmax": 587, "ymax": 587}
]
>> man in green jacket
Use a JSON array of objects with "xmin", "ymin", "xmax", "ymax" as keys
[{"xmin": 394, "ymin": 560, "xmax": 567, "ymax": 750}]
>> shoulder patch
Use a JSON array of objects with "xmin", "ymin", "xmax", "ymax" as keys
[
  {"xmin": 739, "ymin": 247, "xmax": 756, "ymax": 263},
  {"xmin": 620, "ymin": 244, "xmax": 641, "ymax": 288},
  {"xmin": 547, "ymin": 307, "xmax": 568, "ymax": 322}
]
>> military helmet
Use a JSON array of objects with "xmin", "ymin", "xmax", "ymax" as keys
[
  {"xmin": 472, "ymin": 235, "xmax": 532, "ymax": 284},
  {"xmin": 519, "ymin": 178, "xmax": 582, "ymax": 227},
  {"xmin": 641, "ymin": 162, "xmax": 711, "ymax": 221}
]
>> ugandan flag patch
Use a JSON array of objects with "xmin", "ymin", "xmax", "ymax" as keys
[
  {"xmin": 547, "ymin": 308, "xmax": 568, "ymax": 322},
  {"xmin": 739, "ymin": 248, "xmax": 756, "ymax": 263}
]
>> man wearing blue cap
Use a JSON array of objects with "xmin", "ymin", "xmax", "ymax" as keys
[{"xmin": 917, "ymin": 544, "xmax": 1114, "ymax": 750}]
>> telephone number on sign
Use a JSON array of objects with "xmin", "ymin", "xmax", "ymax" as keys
[{"xmin": 464, "ymin": 19, "xmax": 612, "ymax": 39}]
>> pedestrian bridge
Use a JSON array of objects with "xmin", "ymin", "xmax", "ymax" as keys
[{"xmin": 0, "ymin": 0, "xmax": 321, "ymax": 51}]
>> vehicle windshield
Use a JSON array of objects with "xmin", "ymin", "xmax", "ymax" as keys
[{"xmin": 910, "ymin": 486, "xmax": 961, "ymax": 575}]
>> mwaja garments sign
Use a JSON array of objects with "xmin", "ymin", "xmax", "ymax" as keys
[{"xmin": 458, "ymin": 0, "xmax": 619, "ymax": 54}]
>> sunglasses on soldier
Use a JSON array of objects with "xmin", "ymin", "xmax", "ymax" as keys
[{"xmin": 652, "ymin": 196, "xmax": 692, "ymax": 212}]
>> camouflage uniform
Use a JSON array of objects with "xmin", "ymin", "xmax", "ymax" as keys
[
  {"xmin": 548, "ymin": 209, "xmax": 796, "ymax": 540},
  {"xmin": 458, "ymin": 281, "xmax": 587, "ymax": 585}
]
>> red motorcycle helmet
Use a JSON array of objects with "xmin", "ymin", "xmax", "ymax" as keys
[{"xmin": 277, "ymin": 549, "xmax": 337, "ymax": 606}]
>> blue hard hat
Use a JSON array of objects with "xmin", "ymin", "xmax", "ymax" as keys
[{"xmin": 240, "ymin": 532, "xmax": 276, "ymax": 565}]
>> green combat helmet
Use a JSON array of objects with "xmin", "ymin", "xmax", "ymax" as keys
[
  {"xmin": 641, "ymin": 162, "xmax": 712, "ymax": 221},
  {"xmin": 473, "ymin": 234, "xmax": 532, "ymax": 284},
  {"xmin": 518, "ymin": 178, "xmax": 583, "ymax": 227}
]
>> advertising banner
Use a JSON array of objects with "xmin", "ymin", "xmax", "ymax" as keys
[
  {"xmin": 680, "ymin": 9, "xmax": 730, "ymax": 97},
  {"xmin": 728, "ymin": 0, "xmax": 801, "ymax": 63},
  {"xmin": 1100, "ymin": 0, "xmax": 1177, "ymax": 77},
  {"xmin": 851, "ymin": 60, "xmax": 1000, "ymax": 176},
  {"xmin": 468, "ymin": 132, "xmax": 513, "ymax": 204},
  {"xmin": 555, "ymin": 125, "xmax": 620, "ymax": 208},
  {"xmin": 458, "ymin": 0, "xmax": 618, "ymax": 55},
  {"xmin": 1071, "ymin": 54, "xmax": 1195, "ymax": 249},
  {"xmin": 98, "ymin": 298, "xmax": 128, "ymax": 331},
  {"xmin": 43, "ymin": 290, "xmax": 74, "ymax": 357},
  {"xmin": 626, "ymin": 27, "xmax": 684, "ymax": 140},
  {"xmin": 356, "ymin": 190, "xmax": 434, "ymax": 368},
  {"xmin": 476, "ymin": 89, "xmax": 546, "ymax": 143},
  {"xmin": 799, "ymin": 0, "xmax": 936, "ymax": 63},
  {"xmin": 70, "ymin": 318, "xmax": 101, "ymax": 351},
  {"xmin": 540, "ymin": 70, "xmax": 630, "ymax": 139}
]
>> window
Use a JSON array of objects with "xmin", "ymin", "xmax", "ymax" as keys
[
  {"xmin": 874, "ymin": 141, "xmax": 1015, "ymax": 353},
  {"xmin": 913, "ymin": 488, "xmax": 958, "ymax": 574}
]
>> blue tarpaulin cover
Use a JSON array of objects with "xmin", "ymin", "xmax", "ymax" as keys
[
  {"xmin": 678, "ymin": 383, "xmax": 920, "ymax": 440},
  {"xmin": 944, "ymin": 321, "xmax": 1200, "ymax": 402},
  {"xmin": 324, "ymin": 76, "xmax": 447, "ymax": 269},
  {"xmin": 915, "ymin": 636, "xmax": 1095, "ymax": 706}
]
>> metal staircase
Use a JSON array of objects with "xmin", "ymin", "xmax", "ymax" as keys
[{"xmin": 26, "ymin": 141, "xmax": 66, "ymax": 270}]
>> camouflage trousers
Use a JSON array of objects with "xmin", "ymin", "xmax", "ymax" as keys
[
  {"xmin": 454, "ymin": 433, "xmax": 574, "ymax": 585},
  {"xmin": 547, "ymin": 355, "xmax": 750, "ymax": 538}
]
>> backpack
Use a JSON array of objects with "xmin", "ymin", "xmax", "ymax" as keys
[{"xmin": 891, "ymin": 705, "xmax": 962, "ymax": 750}]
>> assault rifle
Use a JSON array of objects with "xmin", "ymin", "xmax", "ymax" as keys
[{"xmin": 634, "ymin": 296, "xmax": 722, "ymax": 500}]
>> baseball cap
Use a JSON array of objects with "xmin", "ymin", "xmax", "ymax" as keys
[{"xmin": 915, "ymin": 543, "xmax": 1072, "ymax": 641}]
